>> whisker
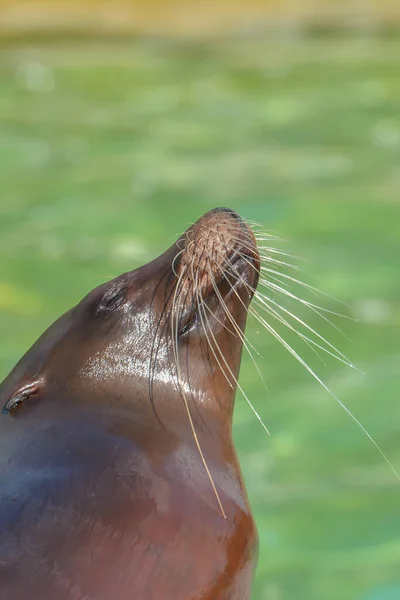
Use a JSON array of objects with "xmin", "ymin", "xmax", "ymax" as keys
[
  {"xmin": 195, "ymin": 270, "xmax": 236, "ymax": 390},
  {"xmin": 221, "ymin": 257, "xmax": 330, "ymax": 369},
  {"xmin": 247, "ymin": 303, "xmax": 400, "ymax": 481},
  {"xmin": 260, "ymin": 277, "xmax": 355, "ymax": 327},
  {"xmin": 254, "ymin": 292, "xmax": 356, "ymax": 367},
  {"xmin": 202, "ymin": 267, "xmax": 263, "ymax": 367},
  {"xmin": 201, "ymin": 224, "xmax": 298, "ymax": 263},
  {"xmin": 219, "ymin": 225, "xmax": 399, "ymax": 479},
  {"xmin": 194, "ymin": 275, "xmax": 236, "ymax": 391},
  {"xmin": 204, "ymin": 264, "xmax": 270, "ymax": 436},
  {"xmin": 226, "ymin": 246, "xmax": 354, "ymax": 335},
  {"xmin": 225, "ymin": 246, "xmax": 357, "ymax": 370},
  {"xmin": 253, "ymin": 296, "xmax": 355, "ymax": 369},
  {"xmin": 223, "ymin": 243, "xmax": 354, "ymax": 325},
  {"xmin": 171, "ymin": 254, "xmax": 226, "ymax": 518},
  {"xmin": 196, "ymin": 246, "xmax": 265, "ymax": 362},
  {"xmin": 171, "ymin": 248, "xmax": 186, "ymax": 277},
  {"xmin": 171, "ymin": 214, "xmax": 400, "ymax": 495},
  {"xmin": 223, "ymin": 235, "xmax": 301, "ymax": 271},
  {"xmin": 259, "ymin": 267, "xmax": 352, "ymax": 311}
]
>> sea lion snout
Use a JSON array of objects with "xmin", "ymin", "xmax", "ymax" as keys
[{"xmin": 177, "ymin": 207, "xmax": 260, "ymax": 294}]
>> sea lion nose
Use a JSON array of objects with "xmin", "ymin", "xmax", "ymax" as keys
[
  {"xmin": 194, "ymin": 207, "xmax": 247, "ymax": 239},
  {"xmin": 195, "ymin": 207, "xmax": 257, "ymax": 253},
  {"xmin": 205, "ymin": 206, "xmax": 242, "ymax": 222},
  {"xmin": 210, "ymin": 207, "xmax": 240, "ymax": 216}
]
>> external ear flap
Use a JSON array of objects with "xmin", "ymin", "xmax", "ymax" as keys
[{"xmin": 2, "ymin": 379, "xmax": 43, "ymax": 415}]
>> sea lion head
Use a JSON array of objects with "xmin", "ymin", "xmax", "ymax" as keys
[{"xmin": 1, "ymin": 208, "xmax": 260, "ymax": 437}]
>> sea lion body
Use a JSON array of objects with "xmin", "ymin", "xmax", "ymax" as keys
[{"xmin": 0, "ymin": 208, "xmax": 259, "ymax": 599}]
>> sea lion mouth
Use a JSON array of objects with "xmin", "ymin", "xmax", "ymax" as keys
[{"xmin": 172, "ymin": 208, "xmax": 260, "ymax": 338}]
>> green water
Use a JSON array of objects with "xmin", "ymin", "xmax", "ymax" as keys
[{"xmin": 0, "ymin": 33, "xmax": 400, "ymax": 600}]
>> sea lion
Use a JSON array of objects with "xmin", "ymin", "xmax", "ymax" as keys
[{"xmin": 0, "ymin": 207, "xmax": 260, "ymax": 600}]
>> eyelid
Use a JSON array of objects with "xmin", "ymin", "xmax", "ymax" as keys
[
  {"xmin": 97, "ymin": 287, "xmax": 126, "ymax": 313},
  {"xmin": 179, "ymin": 311, "xmax": 198, "ymax": 336}
]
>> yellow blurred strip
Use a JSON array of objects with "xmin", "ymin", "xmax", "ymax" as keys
[{"xmin": 0, "ymin": 0, "xmax": 399, "ymax": 37}]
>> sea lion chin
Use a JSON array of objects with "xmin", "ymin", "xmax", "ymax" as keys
[{"xmin": 0, "ymin": 207, "xmax": 260, "ymax": 600}]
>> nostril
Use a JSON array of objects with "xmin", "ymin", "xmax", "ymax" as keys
[{"xmin": 211, "ymin": 207, "xmax": 241, "ymax": 221}]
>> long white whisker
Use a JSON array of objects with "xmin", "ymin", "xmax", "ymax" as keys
[
  {"xmin": 171, "ymin": 255, "xmax": 226, "ymax": 518},
  {"xmin": 227, "ymin": 247, "xmax": 354, "ymax": 339},
  {"xmin": 247, "ymin": 303, "xmax": 400, "ymax": 481},
  {"xmin": 260, "ymin": 278, "xmax": 355, "ymax": 334},
  {"xmin": 260, "ymin": 267, "xmax": 352, "ymax": 310},
  {"xmin": 171, "ymin": 248, "xmax": 186, "ymax": 277},
  {"xmin": 254, "ymin": 292, "xmax": 356, "ymax": 368},
  {"xmin": 206, "ymin": 266, "xmax": 267, "ymax": 383},
  {"xmin": 253, "ymin": 296, "xmax": 355, "ymax": 369},
  {"xmin": 195, "ymin": 271, "xmax": 236, "ymax": 390},
  {"xmin": 204, "ymin": 265, "xmax": 270, "ymax": 436},
  {"xmin": 220, "ymin": 258, "xmax": 330, "ymax": 369},
  {"xmin": 225, "ymin": 248, "xmax": 356, "ymax": 368}
]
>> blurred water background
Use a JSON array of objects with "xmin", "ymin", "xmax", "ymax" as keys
[{"xmin": 0, "ymin": 2, "xmax": 400, "ymax": 599}]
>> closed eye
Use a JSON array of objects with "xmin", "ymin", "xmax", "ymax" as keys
[
  {"xmin": 179, "ymin": 311, "xmax": 198, "ymax": 337},
  {"xmin": 97, "ymin": 287, "xmax": 126, "ymax": 314}
]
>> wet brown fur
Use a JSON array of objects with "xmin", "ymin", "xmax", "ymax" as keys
[{"xmin": 0, "ymin": 208, "xmax": 260, "ymax": 600}]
